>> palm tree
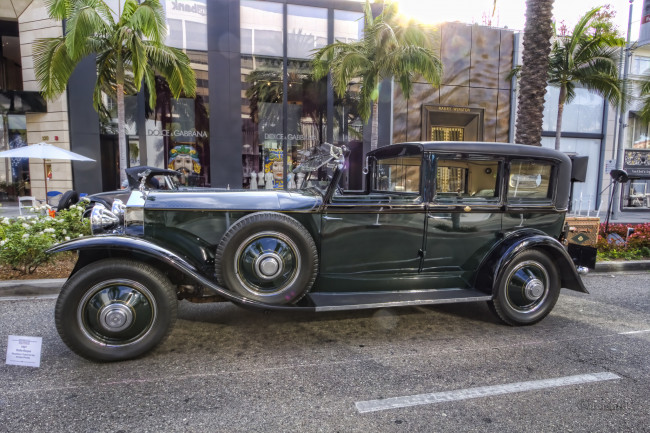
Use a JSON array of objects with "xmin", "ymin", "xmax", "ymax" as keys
[
  {"xmin": 515, "ymin": 0, "xmax": 555, "ymax": 146},
  {"xmin": 636, "ymin": 75, "xmax": 650, "ymax": 126},
  {"xmin": 548, "ymin": 7, "xmax": 623, "ymax": 150},
  {"xmin": 312, "ymin": 0, "xmax": 442, "ymax": 150},
  {"xmin": 33, "ymin": 0, "xmax": 196, "ymax": 184}
]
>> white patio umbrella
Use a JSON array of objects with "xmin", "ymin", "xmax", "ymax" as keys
[{"xmin": 0, "ymin": 142, "xmax": 95, "ymax": 198}]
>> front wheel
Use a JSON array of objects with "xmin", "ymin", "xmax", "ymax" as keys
[
  {"xmin": 488, "ymin": 250, "xmax": 560, "ymax": 326},
  {"xmin": 55, "ymin": 259, "xmax": 177, "ymax": 362}
]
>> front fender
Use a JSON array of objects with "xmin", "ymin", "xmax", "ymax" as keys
[
  {"xmin": 47, "ymin": 236, "xmax": 311, "ymax": 311},
  {"xmin": 474, "ymin": 230, "xmax": 589, "ymax": 295}
]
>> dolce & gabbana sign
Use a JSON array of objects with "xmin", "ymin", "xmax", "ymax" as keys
[{"xmin": 147, "ymin": 129, "xmax": 207, "ymax": 138}]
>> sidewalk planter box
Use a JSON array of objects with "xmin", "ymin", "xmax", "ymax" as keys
[{"xmin": 565, "ymin": 216, "xmax": 600, "ymax": 246}]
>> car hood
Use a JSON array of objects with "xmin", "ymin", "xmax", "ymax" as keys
[{"xmin": 142, "ymin": 189, "xmax": 323, "ymax": 212}]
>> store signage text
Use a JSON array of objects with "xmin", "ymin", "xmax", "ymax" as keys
[
  {"xmin": 169, "ymin": 0, "xmax": 207, "ymax": 16},
  {"xmin": 435, "ymin": 106, "xmax": 472, "ymax": 113},
  {"xmin": 264, "ymin": 133, "xmax": 315, "ymax": 141},
  {"xmin": 147, "ymin": 129, "xmax": 207, "ymax": 138}
]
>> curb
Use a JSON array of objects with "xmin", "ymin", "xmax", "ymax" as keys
[
  {"xmin": 1, "ymin": 261, "xmax": 649, "ymax": 298},
  {"xmin": 593, "ymin": 260, "xmax": 650, "ymax": 273},
  {"xmin": 0, "ymin": 278, "xmax": 66, "ymax": 298}
]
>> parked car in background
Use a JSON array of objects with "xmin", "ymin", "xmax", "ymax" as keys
[{"xmin": 49, "ymin": 142, "xmax": 595, "ymax": 361}]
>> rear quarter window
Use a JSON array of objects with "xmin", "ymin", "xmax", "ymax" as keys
[
  {"xmin": 372, "ymin": 156, "xmax": 421, "ymax": 193},
  {"xmin": 507, "ymin": 159, "xmax": 554, "ymax": 204}
]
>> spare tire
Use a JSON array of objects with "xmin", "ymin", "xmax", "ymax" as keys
[
  {"xmin": 57, "ymin": 190, "xmax": 79, "ymax": 211},
  {"xmin": 215, "ymin": 212, "xmax": 318, "ymax": 305}
]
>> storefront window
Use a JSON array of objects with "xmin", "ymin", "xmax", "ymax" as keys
[
  {"xmin": 542, "ymin": 86, "xmax": 604, "ymax": 134},
  {"xmin": 632, "ymin": 56, "xmax": 650, "ymax": 76},
  {"xmin": 240, "ymin": 2, "xmax": 364, "ymax": 190},
  {"xmin": 241, "ymin": 1, "xmax": 284, "ymax": 190},
  {"xmin": 0, "ymin": 114, "xmax": 30, "ymax": 200},
  {"xmin": 334, "ymin": 9, "xmax": 364, "ymax": 42},
  {"xmin": 627, "ymin": 113, "xmax": 650, "ymax": 149},
  {"xmin": 136, "ymin": 0, "xmax": 211, "ymax": 186},
  {"xmin": 241, "ymin": 1, "xmax": 283, "ymax": 57},
  {"xmin": 287, "ymin": 5, "xmax": 328, "ymax": 59},
  {"xmin": 541, "ymin": 137, "xmax": 600, "ymax": 212}
]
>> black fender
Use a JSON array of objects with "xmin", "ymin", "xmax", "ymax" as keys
[
  {"xmin": 47, "ymin": 236, "xmax": 314, "ymax": 311},
  {"xmin": 473, "ymin": 230, "xmax": 589, "ymax": 295}
]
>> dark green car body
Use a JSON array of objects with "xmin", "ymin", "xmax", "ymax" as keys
[{"xmin": 50, "ymin": 142, "xmax": 592, "ymax": 361}]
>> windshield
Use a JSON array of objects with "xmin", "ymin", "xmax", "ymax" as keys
[{"xmin": 292, "ymin": 143, "xmax": 344, "ymax": 193}]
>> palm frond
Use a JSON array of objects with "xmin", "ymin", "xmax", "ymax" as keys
[
  {"xmin": 33, "ymin": 37, "xmax": 80, "ymax": 100},
  {"xmin": 65, "ymin": 1, "xmax": 111, "ymax": 60},
  {"xmin": 126, "ymin": 0, "xmax": 167, "ymax": 44}
]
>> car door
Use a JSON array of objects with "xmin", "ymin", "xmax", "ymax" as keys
[
  {"xmin": 422, "ymin": 153, "xmax": 504, "ymax": 288},
  {"xmin": 318, "ymin": 152, "xmax": 426, "ymax": 292}
]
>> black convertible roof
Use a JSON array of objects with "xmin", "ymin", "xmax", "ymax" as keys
[{"xmin": 368, "ymin": 141, "xmax": 571, "ymax": 163}]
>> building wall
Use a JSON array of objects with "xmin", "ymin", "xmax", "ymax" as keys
[
  {"xmin": 393, "ymin": 23, "xmax": 514, "ymax": 144},
  {"xmin": 19, "ymin": 0, "xmax": 73, "ymax": 201}
]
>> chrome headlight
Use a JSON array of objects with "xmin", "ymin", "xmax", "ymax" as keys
[
  {"xmin": 90, "ymin": 203, "xmax": 121, "ymax": 235},
  {"xmin": 111, "ymin": 199, "xmax": 126, "ymax": 224}
]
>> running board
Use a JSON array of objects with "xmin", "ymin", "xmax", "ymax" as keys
[{"xmin": 307, "ymin": 288, "xmax": 492, "ymax": 312}]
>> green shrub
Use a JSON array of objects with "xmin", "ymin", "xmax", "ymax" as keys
[
  {"xmin": 597, "ymin": 223, "xmax": 650, "ymax": 261},
  {"xmin": 0, "ymin": 203, "xmax": 90, "ymax": 274}
]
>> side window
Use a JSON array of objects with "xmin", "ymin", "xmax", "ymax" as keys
[
  {"xmin": 507, "ymin": 159, "xmax": 554, "ymax": 203},
  {"xmin": 434, "ymin": 157, "xmax": 500, "ymax": 203},
  {"xmin": 373, "ymin": 156, "xmax": 421, "ymax": 193}
]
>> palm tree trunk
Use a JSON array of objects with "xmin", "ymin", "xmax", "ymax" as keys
[
  {"xmin": 371, "ymin": 100, "xmax": 378, "ymax": 150},
  {"xmin": 515, "ymin": 0, "xmax": 554, "ymax": 146},
  {"xmin": 554, "ymin": 85, "xmax": 566, "ymax": 151},
  {"xmin": 116, "ymin": 83, "xmax": 128, "ymax": 186}
]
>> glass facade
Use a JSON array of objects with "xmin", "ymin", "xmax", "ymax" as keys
[
  {"xmin": 153, "ymin": 0, "xmax": 210, "ymax": 186},
  {"xmin": 95, "ymin": 0, "xmax": 210, "ymax": 189},
  {"xmin": 0, "ymin": 20, "xmax": 27, "ymax": 201},
  {"xmin": 0, "ymin": 114, "xmax": 29, "ymax": 201},
  {"xmin": 542, "ymin": 86, "xmax": 604, "ymax": 212},
  {"xmin": 240, "ymin": 2, "xmax": 364, "ymax": 190}
]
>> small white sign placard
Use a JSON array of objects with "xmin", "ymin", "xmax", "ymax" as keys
[
  {"xmin": 6, "ymin": 335, "xmax": 42, "ymax": 368},
  {"xmin": 605, "ymin": 159, "xmax": 617, "ymax": 175}
]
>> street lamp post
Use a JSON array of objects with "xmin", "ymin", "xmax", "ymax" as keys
[{"xmin": 613, "ymin": 0, "xmax": 635, "ymax": 220}]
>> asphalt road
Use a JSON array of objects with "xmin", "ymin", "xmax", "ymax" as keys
[{"xmin": 1, "ymin": 272, "xmax": 649, "ymax": 433}]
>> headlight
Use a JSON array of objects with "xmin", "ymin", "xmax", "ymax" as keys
[
  {"xmin": 111, "ymin": 199, "xmax": 126, "ymax": 224},
  {"xmin": 90, "ymin": 203, "xmax": 121, "ymax": 235}
]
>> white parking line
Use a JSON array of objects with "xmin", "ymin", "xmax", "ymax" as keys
[
  {"xmin": 355, "ymin": 372, "xmax": 620, "ymax": 413},
  {"xmin": 618, "ymin": 329, "xmax": 650, "ymax": 335}
]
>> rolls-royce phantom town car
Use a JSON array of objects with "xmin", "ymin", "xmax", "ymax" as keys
[{"xmin": 49, "ymin": 142, "xmax": 594, "ymax": 361}]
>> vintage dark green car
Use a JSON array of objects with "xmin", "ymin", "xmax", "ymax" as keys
[{"xmin": 49, "ymin": 142, "xmax": 594, "ymax": 361}]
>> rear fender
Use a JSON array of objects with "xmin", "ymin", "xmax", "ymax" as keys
[{"xmin": 474, "ymin": 230, "xmax": 589, "ymax": 295}]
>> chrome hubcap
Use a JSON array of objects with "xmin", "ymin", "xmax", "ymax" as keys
[
  {"xmin": 255, "ymin": 252, "xmax": 283, "ymax": 280},
  {"xmin": 77, "ymin": 279, "xmax": 156, "ymax": 347},
  {"xmin": 98, "ymin": 303, "xmax": 133, "ymax": 332},
  {"xmin": 524, "ymin": 278, "xmax": 544, "ymax": 301},
  {"xmin": 234, "ymin": 231, "xmax": 301, "ymax": 297},
  {"xmin": 504, "ymin": 260, "xmax": 549, "ymax": 313}
]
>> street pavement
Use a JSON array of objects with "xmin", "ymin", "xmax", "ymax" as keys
[{"xmin": 0, "ymin": 271, "xmax": 648, "ymax": 432}]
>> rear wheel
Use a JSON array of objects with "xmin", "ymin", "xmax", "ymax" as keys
[
  {"xmin": 488, "ymin": 250, "xmax": 560, "ymax": 326},
  {"xmin": 215, "ymin": 212, "xmax": 318, "ymax": 305},
  {"xmin": 55, "ymin": 259, "xmax": 177, "ymax": 361}
]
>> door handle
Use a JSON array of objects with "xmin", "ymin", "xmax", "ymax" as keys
[
  {"xmin": 428, "ymin": 215, "xmax": 451, "ymax": 220},
  {"xmin": 323, "ymin": 215, "xmax": 343, "ymax": 221}
]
